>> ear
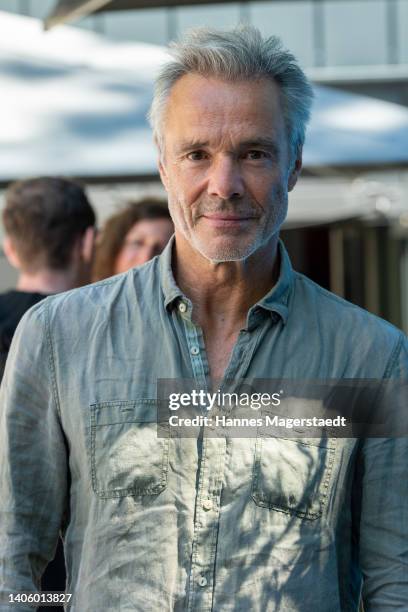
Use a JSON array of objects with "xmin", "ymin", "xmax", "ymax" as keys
[
  {"xmin": 159, "ymin": 158, "xmax": 169, "ymax": 192},
  {"xmin": 80, "ymin": 226, "xmax": 96, "ymax": 264},
  {"xmin": 287, "ymin": 145, "xmax": 303, "ymax": 192},
  {"xmin": 3, "ymin": 236, "xmax": 21, "ymax": 270},
  {"xmin": 156, "ymin": 139, "xmax": 169, "ymax": 191}
]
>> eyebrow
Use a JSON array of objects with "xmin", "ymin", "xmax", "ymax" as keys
[
  {"xmin": 175, "ymin": 140, "xmax": 209, "ymax": 154},
  {"xmin": 175, "ymin": 138, "xmax": 281, "ymax": 157}
]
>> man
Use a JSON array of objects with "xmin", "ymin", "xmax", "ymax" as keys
[
  {"xmin": 0, "ymin": 28, "xmax": 407, "ymax": 612},
  {"xmin": 0, "ymin": 176, "xmax": 96, "ymax": 380}
]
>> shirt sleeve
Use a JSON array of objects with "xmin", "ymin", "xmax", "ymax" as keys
[
  {"xmin": 358, "ymin": 333, "xmax": 408, "ymax": 611},
  {"xmin": 0, "ymin": 300, "xmax": 68, "ymax": 611}
]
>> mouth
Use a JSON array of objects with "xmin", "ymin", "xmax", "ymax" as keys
[{"xmin": 201, "ymin": 213, "xmax": 259, "ymax": 228}]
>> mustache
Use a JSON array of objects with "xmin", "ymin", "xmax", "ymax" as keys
[{"xmin": 194, "ymin": 199, "xmax": 261, "ymax": 218}]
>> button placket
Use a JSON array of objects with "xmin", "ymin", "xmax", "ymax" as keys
[
  {"xmin": 178, "ymin": 308, "xmax": 214, "ymax": 611},
  {"xmin": 187, "ymin": 433, "xmax": 226, "ymax": 612},
  {"xmin": 180, "ymin": 314, "xmax": 208, "ymax": 392},
  {"xmin": 181, "ymin": 303, "xmax": 262, "ymax": 611}
]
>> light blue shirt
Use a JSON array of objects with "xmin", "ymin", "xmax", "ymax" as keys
[{"xmin": 0, "ymin": 238, "xmax": 407, "ymax": 611}]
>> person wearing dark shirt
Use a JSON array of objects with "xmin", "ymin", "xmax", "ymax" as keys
[
  {"xmin": 0, "ymin": 291, "xmax": 48, "ymax": 378},
  {"xmin": 0, "ymin": 176, "xmax": 96, "ymax": 605}
]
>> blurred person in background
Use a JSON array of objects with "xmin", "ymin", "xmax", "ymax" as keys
[
  {"xmin": 0, "ymin": 176, "xmax": 96, "ymax": 604},
  {"xmin": 93, "ymin": 199, "xmax": 173, "ymax": 280},
  {"xmin": 1, "ymin": 177, "xmax": 96, "ymax": 380}
]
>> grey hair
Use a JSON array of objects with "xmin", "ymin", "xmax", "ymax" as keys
[{"xmin": 148, "ymin": 26, "xmax": 314, "ymax": 159}]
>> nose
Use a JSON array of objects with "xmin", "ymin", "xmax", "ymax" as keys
[{"xmin": 207, "ymin": 155, "xmax": 244, "ymax": 200}]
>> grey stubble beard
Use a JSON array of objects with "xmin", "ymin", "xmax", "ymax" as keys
[{"xmin": 167, "ymin": 189, "xmax": 288, "ymax": 264}]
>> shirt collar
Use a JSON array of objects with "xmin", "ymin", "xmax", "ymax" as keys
[
  {"xmin": 160, "ymin": 235, "xmax": 185, "ymax": 310},
  {"xmin": 159, "ymin": 236, "xmax": 294, "ymax": 324},
  {"xmin": 253, "ymin": 239, "xmax": 293, "ymax": 325}
]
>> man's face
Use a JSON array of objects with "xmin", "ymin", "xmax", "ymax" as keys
[{"xmin": 159, "ymin": 74, "xmax": 301, "ymax": 262}]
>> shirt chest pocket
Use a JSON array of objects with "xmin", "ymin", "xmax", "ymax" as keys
[
  {"xmin": 251, "ymin": 435, "xmax": 336, "ymax": 520},
  {"xmin": 89, "ymin": 400, "xmax": 169, "ymax": 499}
]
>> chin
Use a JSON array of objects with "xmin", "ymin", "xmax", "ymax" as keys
[{"xmin": 192, "ymin": 237, "xmax": 261, "ymax": 263}]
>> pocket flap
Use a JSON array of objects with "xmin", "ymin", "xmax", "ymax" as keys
[{"xmin": 91, "ymin": 399, "xmax": 159, "ymax": 426}]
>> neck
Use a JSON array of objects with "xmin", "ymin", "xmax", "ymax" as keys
[
  {"xmin": 173, "ymin": 233, "xmax": 280, "ymax": 330},
  {"xmin": 16, "ymin": 269, "xmax": 79, "ymax": 294}
]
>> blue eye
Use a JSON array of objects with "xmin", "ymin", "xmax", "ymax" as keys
[
  {"xmin": 187, "ymin": 151, "xmax": 208, "ymax": 161},
  {"xmin": 245, "ymin": 150, "xmax": 269, "ymax": 160}
]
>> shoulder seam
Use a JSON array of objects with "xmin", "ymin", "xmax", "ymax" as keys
[
  {"xmin": 383, "ymin": 333, "xmax": 404, "ymax": 379},
  {"xmin": 294, "ymin": 272, "xmax": 401, "ymax": 332}
]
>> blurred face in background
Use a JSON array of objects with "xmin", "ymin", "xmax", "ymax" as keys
[{"xmin": 113, "ymin": 217, "xmax": 174, "ymax": 274}]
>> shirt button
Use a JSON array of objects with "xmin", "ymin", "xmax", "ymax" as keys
[
  {"xmin": 190, "ymin": 346, "xmax": 199, "ymax": 356},
  {"xmin": 178, "ymin": 302, "xmax": 187, "ymax": 313},
  {"xmin": 202, "ymin": 499, "xmax": 212, "ymax": 511},
  {"xmin": 197, "ymin": 576, "xmax": 207, "ymax": 587}
]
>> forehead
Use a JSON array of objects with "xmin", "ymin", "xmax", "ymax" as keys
[{"xmin": 163, "ymin": 74, "xmax": 285, "ymax": 146}]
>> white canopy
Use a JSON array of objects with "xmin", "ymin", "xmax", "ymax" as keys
[
  {"xmin": 0, "ymin": 11, "xmax": 164, "ymax": 179},
  {"xmin": 1, "ymin": 10, "xmax": 408, "ymax": 182}
]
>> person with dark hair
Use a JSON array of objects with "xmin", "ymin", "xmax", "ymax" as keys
[
  {"xmin": 93, "ymin": 199, "xmax": 173, "ymax": 280},
  {"xmin": 0, "ymin": 177, "xmax": 96, "ymax": 378}
]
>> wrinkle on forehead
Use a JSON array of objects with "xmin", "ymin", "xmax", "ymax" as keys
[{"xmin": 163, "ymin": 74, "xmax": 286, "ymax": 153}]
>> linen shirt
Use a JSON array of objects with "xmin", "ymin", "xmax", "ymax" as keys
[{"xmin": 0, "ymin": 238, "xmax": 407, "ymax": 612}]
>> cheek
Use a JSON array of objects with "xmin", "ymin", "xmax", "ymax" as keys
[
  {"xmin": 243, "ymin": 167, "xmax": 279, "ymax": 195},
  {"xmin": 114, "ymin": 249, "xmax": 142, "ymax": 274},
  {"xmin": 262, "ymin": 169, "xmax": 288, "ymax": 200},
  {"xmin": 167, "ymin": 181, "xmax": 198, "ymax": 221},
  {"xmin": 246, "ymin": 172, "xmax": 288, "ymax": 223},
  {"xmin": 168, "ymin": 165, "xmax": 206, "ymax": 206},
  {"xmin": 271, "ymin": 181, "xmax": 287, "ymax": 201}
]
